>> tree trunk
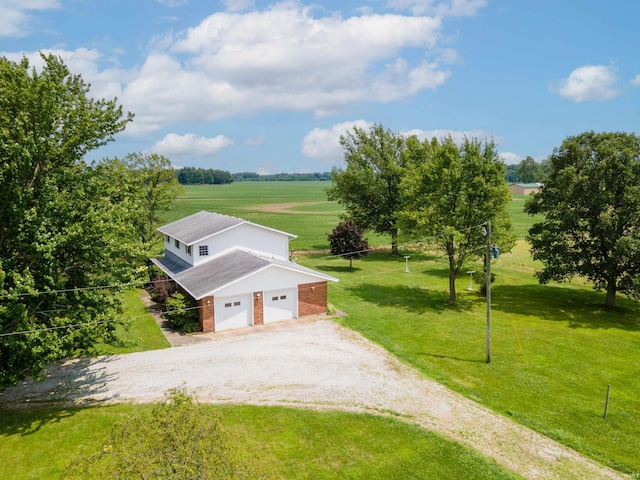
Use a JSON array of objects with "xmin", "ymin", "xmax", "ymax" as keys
[
  {"xmin": 391, "ymin": 232, "xmax": 399, "ymax": 256},
  {"xmin": 349, "ymin": 257, "xmax": 353, "ymax": 269},
  {"xmin": 605, "ymin": 282, "xmax": 617, "ymax": 309},
  {"xmin": 448, "ymin": 256, "xmax": 457, "ymax": 304}
]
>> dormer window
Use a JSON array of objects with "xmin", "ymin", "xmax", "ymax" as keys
[
  {"xmin": 175, "ymin": 239, "xmax": 180, "ymax": 248},
  {"xmin": 199, "ymin": 245, "xmax": 208, "ymax": 256}
]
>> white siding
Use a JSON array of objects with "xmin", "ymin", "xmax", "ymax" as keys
[
  {"xmin": 164, "ymin": 235, "xmax": 195, "ymax": 265},
  {"xmin": 193, "ymin": 224, "xmax": 289, "ymax": 266},
  {"xmin": 214, "ymin": 266, "xmax": 317, "ymax": 298}
]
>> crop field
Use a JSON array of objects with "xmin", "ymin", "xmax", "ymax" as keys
[{"xmin": 166, "ymin": 182, "xmax": 639, "ymax": 475}]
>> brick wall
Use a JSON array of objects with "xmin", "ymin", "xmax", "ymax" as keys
[
  {"xmin": 198, "ymin": 296, "xmax": 214, "ymax": 333},
  {"xmin": 298, "ymin": 281, "xmax": 328, "ymax": 316},
  {"xmin": 253, "ymin": 291, "xmax": 264, "ymax": 325}
]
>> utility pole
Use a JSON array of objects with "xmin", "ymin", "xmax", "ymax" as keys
[{"xmin": 485, "ymin": 220, "xmax": 492, "ymax": 364}]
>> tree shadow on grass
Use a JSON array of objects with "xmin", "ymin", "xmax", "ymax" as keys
[
  {"xmin": 491, "ymin": 284, "xmax": 640, "ymax": 331},
  {"xmin": 314, "ymin": 264, "xmax": 362, "ymax": 273},
  {"xmin": 346, "ymin": 283, "xmax": 475, "ymax": 314},
  {"xmin": 0, "ymin": 355, "xmax": 120, "ymax": 436}
]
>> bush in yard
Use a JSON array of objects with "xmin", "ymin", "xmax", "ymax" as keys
[
  {"xmin": 147, "ymin": 275, "xmax": 176, "ymax": 306},
  {"xmin": 163, "ymin": 292, "xmax": 200, "ymax": 333},
  {"xmin": 63, "ymin": 388, "xmax": 252, "ymax": 479},
  {"xmin": 476, "ymin": 272, "xmax": 495, "ymax": 296}
]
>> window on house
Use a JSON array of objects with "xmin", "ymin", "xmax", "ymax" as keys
[
  {"xmin": 280, "ymin": 295, "xmax": 287, "ymax": 300},
  {"xmin": 233, "ymin": 301, "xmax": 241, "ymax": 306},
  {"xmin": 165, "ymin": 235, "xmax": 170, "ymax": 243},
  {"xmin": 272, "ymin": 296, "xmax": 278, "ymax": 301},
  {"xmin": 186, "ymin": 245, "xmax": 192, "ymax": 255},
  {"xmin": 175, "ymin": 239, "xmax": 180, "ymax": 248},
  {"xmin": 224, "ymin": 303, "xmax": 232, "ymax": 308},
  {"xmin": 199, "ymin": 245, "xmax": 208, "ymax": 256}
]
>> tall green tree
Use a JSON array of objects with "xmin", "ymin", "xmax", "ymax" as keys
[
  {"xmin": 327, "ymin": 124, "xmax": 406, "ymax": 255},
  {"xmin": 100, "ymin": 153, "xmax": 183, "ymax": 248},
  {"xmin": 402, "ymin": 137, "xmax": 514, "ymax": 304},
  {"xmin": 0, "ymin": 54, "xmax": 137, "ymax": 388},
  {"xmin": 517, "ymin": 156, "xmax": 543, "ymax": 183},
  {"xmin": 525, "ymin": 131, "xmax": 640, "ymax": 308}
]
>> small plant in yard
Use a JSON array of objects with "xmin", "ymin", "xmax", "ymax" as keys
[
  {"xmin": 163, "ymin": 292, "xmax": 200, "ymax": 333},
  {"xmin": 476, "ymin": 272, "xmax": 496, "ymax": 295},
  {"xmin": 63, "ymin": 388, "xmax": 253, "ymax": 479},
  {"xmin": 147, "ymin": 274, "xmax": 177, "ymax": 305}
]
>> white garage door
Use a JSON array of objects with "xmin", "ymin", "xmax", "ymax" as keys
[
  {"xmin": 214, "ymin": 294, "xmax": 252, "ymax": 331},
  {"xmin": 264, "ymin": 288, "xmax": 297, "ymax": 324}
]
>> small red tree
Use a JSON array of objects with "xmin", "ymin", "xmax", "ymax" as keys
[{"xmin": 328, "ymin": 220, "xmax": 370, "ymax": 269}]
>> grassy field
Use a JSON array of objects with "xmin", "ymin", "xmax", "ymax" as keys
[
  {"xmin": 0, "ymin": 404, "xmax": 521, "ymax": 479},
  {"xmin": 162, "ymin": 182, "xmax": 639, "ymax": 475},
  {"xmin": 95, "ymin": 289, "xmax": 170, "ymax": 355},
  {"xmin": 2, "ymin": 182, "xmax": 638, "ymax": 477}
]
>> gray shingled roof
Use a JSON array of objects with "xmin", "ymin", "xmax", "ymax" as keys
[
  {"xmin": 156, "ymin": 211, "xmax": 296, "ymax": 246},
  {"xmin": 151, "ymin": 249, "xmax": 337, "ymax": 300}
]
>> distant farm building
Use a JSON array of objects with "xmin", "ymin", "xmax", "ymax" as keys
[{"xmin": 510, "ymin": 183, "xmax": 543, "ymax": 195}]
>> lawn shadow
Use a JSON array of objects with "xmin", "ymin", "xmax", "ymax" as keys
[
  {"xmin": 0, "ymin": 355, "xmax": 121, "ymax": 435},
  {"xmin": 419, "ymin": 352, "xmax": 486, "ymax": 364},
  {"xmin": 347, "ymin": 283, "xmax": 475, "ymax": 314},
  {"xmin": 314, "ymin": 264, "xmax": 362, "ymax": 273},
  {"xmin": 491, "ymin": 284, "xmax": 640, "ymax": 331}
]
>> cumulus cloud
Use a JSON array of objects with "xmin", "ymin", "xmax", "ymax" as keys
[
  {"xmin": 499, "ymin": 152, "xmax": 522, "ymax": 165},
  {"xmin": 0, "ymin": 0, "xmax": 60, "ymax": 37},
  {"xmin": 631, "ymin": 74, "xmax": 640, "ymax": 86},
  {"xmin": 553, "ymin": 65, "xmax": 620, "ymax": 102},
  {"xmin": 5, "ymin": 4, "xmax": 457, "ymax": 135},
  {"xmin": 245, "ymin": 136, "xmax": 265, "ymax": 146},
  {"xmin": 147, "ymin": 133, "xmax": 234, "ymax": 160},
  {"xmin": 302, "ymin": 120, "xmax": 372, "ymax": 164},
  {"xmin": 221, "ymin": 0, "xmax": 255, "ymax": 12},
  {"xmin": 401, "ymin": 128, "xmax": 501, "ymax": 144},
  {"xmin": 387, "ymin": 0, "xmax": 487, "ymax": 17}
]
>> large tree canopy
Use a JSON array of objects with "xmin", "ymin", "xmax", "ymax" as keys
[
  {"xmin": 327, "ymin": 123, "xmax": 406, "ymax": 255},
  {"xmin": 525, "ymin": 131, "xmax": 640, "ymax": 308},
  {"xmin": 0, "ymin": 54, "xmax": 139, "ymax": 388},
  {"xmin": 402, "ymin": 136, "xmax": 514, "ymax": 304}
]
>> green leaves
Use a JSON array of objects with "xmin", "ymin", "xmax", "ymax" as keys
[{"xmin": 525, "ymin": 131, "xmax": 640, "ymax": 308}]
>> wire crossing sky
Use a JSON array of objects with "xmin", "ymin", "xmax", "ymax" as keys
[{"xmin": 1, "ymin": 0, "xmax": 638, "ymax": 173}]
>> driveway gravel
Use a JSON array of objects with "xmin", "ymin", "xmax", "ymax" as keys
[{"xmin": 0, "ymin": 317, "xmax": 624, "ymax": 480}]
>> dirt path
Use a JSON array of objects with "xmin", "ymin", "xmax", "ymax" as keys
[
  {"xmin": 0, "ymin": 319, "xmax": 623, "ymax": 480},
  {"xmin": 249, "ymin": 202, "xmax": 327, "ymax": 214}
]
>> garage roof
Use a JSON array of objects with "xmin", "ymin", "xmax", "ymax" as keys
[
  {"xmin": 157, "ymin": 211, "xmax": 295, "ymax": 246},
  {"xmin": 151, "ymin": 249, "xmax": 337, "ymax": 300}
]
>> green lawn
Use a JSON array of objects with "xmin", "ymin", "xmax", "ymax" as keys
[
  {"xmin": 299, "ymin": 243, "xmax": 640, "ymax": 476},
  {"xmin": 0, "ymin": 404, "xmax": 521, "ymax": 479},
  {"xmin": 95, "ymin": 289, "xmax": 170, "ymax": 355}
]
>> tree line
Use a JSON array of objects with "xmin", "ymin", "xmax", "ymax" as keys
[{"xmin": 329, "ymin": 124, "xmax": 640, "ymax": 310}]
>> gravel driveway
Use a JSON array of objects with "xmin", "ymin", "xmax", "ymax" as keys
[{"xmin": 0, "ymin": 318, "xmax": 623, "ymax": 480}]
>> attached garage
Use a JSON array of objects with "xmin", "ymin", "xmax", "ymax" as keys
[
  {"xmin": 214, "ymin": 294, "xmax": 252, "ymax": 331},
  {"xmin": 264, "ymin": 288, "xmax": 297, "ymax": 324}
]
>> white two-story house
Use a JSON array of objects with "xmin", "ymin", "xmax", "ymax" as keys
[{"xmin": 151, "ymin": 211, "xmax": 338, "ymax": 333}]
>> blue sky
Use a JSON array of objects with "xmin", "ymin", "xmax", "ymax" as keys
[{"xmin": 2, "ymin": 0, "xmax": 639, "ymax": 173}]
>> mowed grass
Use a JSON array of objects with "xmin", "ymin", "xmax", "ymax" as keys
[
  {"xmin": 95, "ymin": 289, "xmax": 170, "ymax": 355},
  {"xmin": 0, "ymin": 404, "xmax": 521, "ymax": 480},
  {"xmin": 166, "ymin": 181, "xmax": 639, "ymax": 474}
]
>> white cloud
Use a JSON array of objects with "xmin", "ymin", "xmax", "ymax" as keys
[
  {"xmin": 401, "ymin": 128, "xmax": 501, "ymax": 144},
  {"xmin": 387, "ymin": 0, "xmax": 486, "ymax": 17},
  {"xmin": 631, "ymin": 74, "xmax": 640, "ymax": 86},
  {"xmin": 0, "ymin": 0, "xmax": 60, "ymax": 37},
  {"xmin": 4, "ymin": 4, "xmax": 456, "ymax": 135},
  {"xmin": 302, "ymin": 120, "xmax": 372, "ymax": 164},
  {"xmin": 553, "ymin": 65, "xmax": 620, "ymax": 102},
  {"xmin": 147, "ymin": 133, "xmax": 234, "ymax": 160},
  {"xmin": 499, "ymin": 152, "xmax": 522, "ymax": 165}
]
